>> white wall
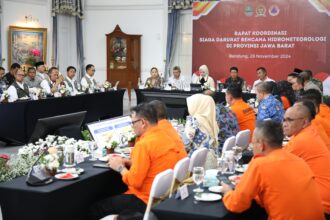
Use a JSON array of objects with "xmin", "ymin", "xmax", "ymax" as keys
[
  {"xmin": 1, "ymin": 0, "xmax": 52, "ymax": 70},
  {"xmin": 84, "ymin": 0, "xmax": 168, "ymax": 83}
]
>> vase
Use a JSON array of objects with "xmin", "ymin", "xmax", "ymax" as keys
[{"xmin": 106, "ymin": 148, "xmax": 115, "ymax": 154}]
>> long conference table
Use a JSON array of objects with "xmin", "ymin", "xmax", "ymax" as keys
[
  {"xmin": 0, "ymin": 160, "xmax": 127, "ymax": 220},
  {"xmin": 135, "ymin": 89, "xmax": 256, "ymax": 118},
  {"xmin": 0, "ymin": 90, "xmax": 125, "ymax": 144}
]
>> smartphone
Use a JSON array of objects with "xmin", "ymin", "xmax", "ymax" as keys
[
  {"xmin": 218, "ymin": 176, "xmax": 232, "ymax": 185},
  {"xmin": 93, "ymin": 163, "xmax": 110, "ymax": 169}
]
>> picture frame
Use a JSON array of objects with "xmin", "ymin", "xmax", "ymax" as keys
[{"xmin": 8, "ymin": 26, "xmax": 47, "ymax": 69}]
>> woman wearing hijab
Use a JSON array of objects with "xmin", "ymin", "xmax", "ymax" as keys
[
  {"xmin": 183, "ymin": 93, "xmax": 219, "ymax": 169},
  {"xmin": 192, "ymin": 65, "xmax": 216, "ymax": 91}
]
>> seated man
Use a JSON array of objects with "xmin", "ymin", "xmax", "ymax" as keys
[
  {"xmin": 7, "ymin": 69, "xmax": 29, "ymax": 102},
  {"xmin": 300, "ymin": 71, "xmax": 322, "ymax": 93},
  {"xmin": 0, "ymin": 66, "xmax": 6, "ymax": 89},
  {"xmin": 300, "ymin": 89, "xmax": 330, "ymax": 139},
  {"xmin": 4, "ymin": 63, "xmax": 20, "ymax": 86},
  {"xmin": 226, "ymin": 85, "xmax": 256, "ymax": 136},
  {"xmin": 81, "ymin": 64, "xmax": 97, "ymax": 90},
  {"xmin": 256, "ymin": 82, "xmax": 284, "ymax": 123},
  {"xmin": 48, "ymin": 67, "xmax": 64, "ymax": 94},
  {"xmin": 35, "ymin": 61, "xmax": 51, "ymax": 86},
  {"xmin": 304, "ymin": 69, "xmax": 323, "ymax": 92},
  {"xmin": 224, "ymin": 66, "xmax": 246, "ymax": 90},
  {"xmin": 287, "ymin": 72, "xmax": 298, "ymax": 84},
  {"xmin": 252, "ymin": 67, "xmax": 274, "ymax": 92},
  {"xmin": 222, "ymin": 121, "xmax": 325, "ymax": 219},
  {"xmin": 23, "ymin": 67, "xmax": 51, "ymax": 93},
  {"xmin": 88, "ymin": 103, "xmax": 184, "ymax": 220},
  {"xmin": 64, "ymin": 66, "xmax": 80, "ymax": 94},
  {"xmin": 283, "ymin": 101, "xmax": 330, "ymax": 216},
  {"xmin": 290, "ymin": 74, "xmax": 305, "ymax": 100},
  {"xmin": 149, "ymin": 100, "xmax": 187, "ymax": 158},
  {"xmin": 167, "ymin": 66, "xmax": 188, "ymax": 90},
  {"xmin": 204, "ymin": 89, "xmax": 239, "ymax": 151}
]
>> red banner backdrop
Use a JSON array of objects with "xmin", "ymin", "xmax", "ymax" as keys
[{"xmin": 192, "ymin": 0, "xmax": 330, "ymax": 85}]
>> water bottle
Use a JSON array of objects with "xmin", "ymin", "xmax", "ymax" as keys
[{"xmin": 64, "ymin": 145, "xmax": 75, "ymax": 167}]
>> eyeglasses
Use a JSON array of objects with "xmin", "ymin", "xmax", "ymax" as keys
[
  {"xmin": 283, "ymin": 117, "xmax": 305, "ymax": 123},
  {"xmin": 132, "ymin": 119, "xmax": 142, "ymax": 125}
]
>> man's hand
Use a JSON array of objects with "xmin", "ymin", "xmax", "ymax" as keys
[
  {"xmin": 108, "ymin": 156, "xmax": 124, "ymax": 171},
  {"xmin": 221, "ymin": 181, "xmax": 233, "ymax": 194}
]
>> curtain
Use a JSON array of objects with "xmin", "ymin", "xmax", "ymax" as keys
[
  {"xmin": 165, "ymin": 0, "xmax": 193, "ymax": 79},
  {"xmin": 52, "ymin": 0, "xmax": 84, "ymax": 80},
  {"xmin": 165, "ymin": 10, "xmax": 179, "ymax": 80},
  {"xmin": 0, "ymin": 0, "xmax": 2, "ymax": 67}
]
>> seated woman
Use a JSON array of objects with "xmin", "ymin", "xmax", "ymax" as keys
[
  {"xmin": 192, "ymin": 64, "xmax": 215, "ymax": 91},
  {"xmin": 182, "ymin": 93, "xmax": 219, "ymax": 169},
  {"xmin": 277, "ymin": 80, "xmax": 295, "ymax": 110},
  {"xmin": 144, "ymin": 67, "xmax": 161, "ymax": 89}
]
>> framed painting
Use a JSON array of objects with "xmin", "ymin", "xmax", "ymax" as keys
[{"xmin": 8, "ymin": 26, "xmax": 47, "ymax": 68}]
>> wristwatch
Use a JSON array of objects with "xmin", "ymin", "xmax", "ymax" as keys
[{"xmin": 117, "ymin": 165, "xmax": 125, "ymax": 173}]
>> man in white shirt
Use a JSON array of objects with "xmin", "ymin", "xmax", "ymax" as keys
[
  {"xmin": 167, "ymin": 66, "xmax": 188, "ymax": 90},
  {"xmin": 252, "ymin": 67, "xmax": 274, "ymax": 92},
  {"xmin": 35, "ymin": 61, "xmax": 51, "ymax": 86},
  {"xmin": 64, "ymin": 66, "xmax": 80, "ymax": 94},
  {"xmin": 23, "ymin": 67, "xmax": 51, "ymax": 94},
  {"xmin": 81, "ymin": 64, "xmax": 97, "ymax": 90},
  {"xmin": 49, "ymin": 67, "xmax": 64, "ymax": 94},
  {"xmin": 7, "ymin": 69, "xmax": 30, "ymax": 102}
]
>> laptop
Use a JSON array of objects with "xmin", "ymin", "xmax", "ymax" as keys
[{"xmin": 190, "ymin": 83, "xmax": 202, "ymax": 91}]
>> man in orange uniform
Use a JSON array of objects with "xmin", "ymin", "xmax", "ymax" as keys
[
  {"xmin": 300, "ymin": 89, "xmax": 330, "ymax": 138},
  {"xmin": 283, "ymin": 101, "xmax": 330, "ymax": 217},
  {"xmin": 225, "ymin": 85, "xmax": 256, "ymax": 134},
  {"xmin": 149, "ymin": 100, "xmax": 187, "ymax": 158},
  {"xmin": 221, "ymin": 121, "xmax": 325, "ymax": 220},
  {"xmin": 89, "ymin": 103, "xmax": 184, "ymax": 220}
]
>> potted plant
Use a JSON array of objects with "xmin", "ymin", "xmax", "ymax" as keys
[{"xmin": 107, "ymin": 141, "xmax": 119, "ymax": 154}]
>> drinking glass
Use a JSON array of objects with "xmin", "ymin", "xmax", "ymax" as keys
[
  {"xmin": 217, "ymin": 158, "xmax": 228, "ymax": 175},
  {"xmin": 192, "ymin": 167, "xmax": 204, "ymax": 193},
  {"xmin": 89, "ymin": 141, "xmax": 97, "ymax": 161},
  {"xmin": 64, "ymin": 145, "xmax": 75, "ymax": 167},
  {"xmin": 233, "ymin": 146, "xmax": 243, "ymax": 168}
]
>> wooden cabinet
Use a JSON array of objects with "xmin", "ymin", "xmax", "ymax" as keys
[{"xmin": 106, "ymin": 25, "xmax": 141, "ymax": 100}]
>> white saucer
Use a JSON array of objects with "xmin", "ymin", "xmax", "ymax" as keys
[
  {"xmin": 208, "ymin": 186, "xmax": 223, "ymax": 193},
  {"xmin": 194, "ymin": 193, "xmax": 222, "ymax": 201},
  {"xmin": 59, "ymin": 167, "xmax": 84, "ymax": 175}
]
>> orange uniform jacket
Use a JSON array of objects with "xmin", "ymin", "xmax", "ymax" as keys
[
  {"xmin": 311, "ymin": 122, "xmax": 330, "ymax": 151},
  {"xmin": 280, "ymin": 96, "xmax": 291, "ymax": 110},
  {"xmin": 316, "ymin": 104, "xmax": 330, "ymax": 138},
  {"xmin": 230, "ymin": 99, "xmax": 256, "ymax": 134},
  {"xmin": 158, "ymin": 119, "xmax": 187, "ymax": 158},
  {"xmin": 284, "ymin": 125, "xmax": 330, "ymax": 213},
  {"xmin": 223, "ymin": 149, "xmax": 325, "ymax": 220},
  {"xmin": 122, "ymin": 126, "xmax": 185, "ymax": 204}
]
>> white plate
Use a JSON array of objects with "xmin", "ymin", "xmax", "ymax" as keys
[
  {"xmin": 98, "ymin": 153, "xmax": 124, "ymax": 162},
  {"xmin": 55, "ymin": 173, "xmax": 79, "ymax": 180},
  {"xmin": 205, "ymin": 169, "xmax": 218, "ymax": 176},
  {"xmin": 59, "ymin": 167, "xmax": 84, "ymax": 174},
  {"xmin": 194, "ymin": 193, "xmax": 222, "ymax": 201},
  {"xmin": 208, "ymin": 186, "xmax": 223, "ymax": 193}
]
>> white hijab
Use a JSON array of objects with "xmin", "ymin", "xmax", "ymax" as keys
[{"xmin": 186, "ymin": 94, "xmax": 219, "ymax": 147}]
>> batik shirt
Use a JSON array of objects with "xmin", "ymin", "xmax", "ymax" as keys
[
  {"xmin": 257, "ymin": 95, "xmax": 284, "ymax": 123},
  {"xmin": 216, "ymin": 103, "xmax": 239, "ymax": 151}
]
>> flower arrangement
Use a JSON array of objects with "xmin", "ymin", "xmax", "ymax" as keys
[
  {"xmin": 106, "ymin": 140, "xmax": 119, "ymax": 154},
  {"xmin": 0, "ymin": 135, "xmax": 91, "ymax": 183},
  {"xmin": 25, "ymin": 48, "xmax": 42, "ymax": 66},
  {"xmin": 59, "ymin": 85, "xmax": 69, "ymax": 96},
  {"xmin": 103, "ymin": 81, "xmax": 112, "ymax": 91},
  {"xmin": 0, "ymin": 91, "xmax": 10, "ymax": 103},
  {"xmin": 39, "ymin": 147, "xmax": 60, "ymax": 176}
]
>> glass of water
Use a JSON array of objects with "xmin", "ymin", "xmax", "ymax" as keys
[
  {"xmin": 89, "ymin": 141, "xmax": 97, "ymax": 161},
  {"xmin": 192, "ymin": 167, "xmax": 204, "ymax": 193}
]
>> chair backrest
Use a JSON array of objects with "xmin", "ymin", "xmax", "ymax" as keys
[
  {"xmin": 188, "ymin": 148, "xmax": 208, "ymax": 172},
  {"xmin": 222, "ymin": 136, "xmax": 236, "ymax": 153},
  {"xmin": 235, "ymin": 129, "xmax": 251, "ymax": 148},
  {"xmin": 144, "ymin": 169, "xmax": 174, "ymax": 220},
  {"xmin": 174, "ymin": 157, "xmax": 190, "ymax": 183}
]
